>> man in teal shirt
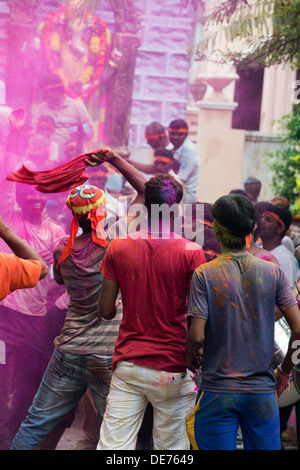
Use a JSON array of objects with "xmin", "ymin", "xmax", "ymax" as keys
[{"xmin": 186, "ymin": 193, "xmax": 300, "ymax": 450}]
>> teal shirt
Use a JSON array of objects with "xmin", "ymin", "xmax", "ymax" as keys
[{"xmin": 188, "ymin": 252, "xmax": 297, "ymax": 393}]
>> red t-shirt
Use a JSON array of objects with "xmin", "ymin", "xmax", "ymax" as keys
[{"xmin": 100, "ymin": 229, "xmax": 206, "ymax": 372}]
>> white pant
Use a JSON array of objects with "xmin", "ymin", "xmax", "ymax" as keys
[{"xmin": 97, "ymin": 361, "xmax": 196, "ymax": 450}]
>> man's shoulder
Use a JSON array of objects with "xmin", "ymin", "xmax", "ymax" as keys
[
  {"xmin": 53, "ymin": 237, "xmax": 67, "ymax": 255},
  {"xmin": 183, "ymin": 137, "xmax": 198, "ymax": 153},
  {"xmin": 196, "ymin": 255, "xmax": 220, "ymax": 271},
  {"xmin": 157, "ymin": 234, "xmax": 205, "ymax": 262},
  {"xmin": 254, "ymin": 248, "xmax": 279, "ymax": 264}
]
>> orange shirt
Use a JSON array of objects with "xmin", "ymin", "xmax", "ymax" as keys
[{"xmin": 0, "ymin": 252, "xmax": 41, "ymax": 301}]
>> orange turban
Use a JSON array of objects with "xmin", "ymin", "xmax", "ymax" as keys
[{"xmin": 57, "ymin": 184, "xmax": 108, "ymax": 266}]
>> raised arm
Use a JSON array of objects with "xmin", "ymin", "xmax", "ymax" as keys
[
  {"xmin": 126, "ymin": 159, "xmax": 155, "ymax": 175},
  {"xmin": 0, "ymin": 216, "xmax": 48, "ymax": 279},
  {"xmin": 85, "ymin": 149, "xmax": 147, "ymax": 231},
  {"xmin": 85, "ymin": 148, "xmax": 147, "ymax": 202},
  {"xmin": 4, "ymin": 108, "xmax": 28, "ymax": 172}
]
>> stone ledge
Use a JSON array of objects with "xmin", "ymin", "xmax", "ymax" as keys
[
  {"xmin": 245, "ymin": 131, "xmax": 282, "ymax": 143},
  {"xmin": 196, "ymin": 100, "xmax": 239, "ymax": 111}
]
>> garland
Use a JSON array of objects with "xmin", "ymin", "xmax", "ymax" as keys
[{"xmin": 43, "ymin": 5, "xmax": 107, "ymax": 101}]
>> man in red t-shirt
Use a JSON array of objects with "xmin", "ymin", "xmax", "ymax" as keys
[{"xmin": 97, "ymin": 173, "xmax": 205, "ymax": 450}]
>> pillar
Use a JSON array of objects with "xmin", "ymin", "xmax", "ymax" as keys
[{"xmin": 195, "ymin": 72, "xmax": 246, "ymax": 203}]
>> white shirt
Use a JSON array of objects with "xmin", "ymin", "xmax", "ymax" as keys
[
  {"xmin": 0, "ymin": 104, "xmax": 12, "ymax": 150},
  {"xmin": 271, "ymin": 244, "xmax": 300, "ymax": 288},
  {"xmin": 173, "ymin": 138, "xmax": 200, "ymax": 204},
  {"xmin": 33, "ymin": 96, "xmax": 93, "ymax": 159}
]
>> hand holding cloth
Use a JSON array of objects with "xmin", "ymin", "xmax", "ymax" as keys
[{"xmin": 6, "ymin": 149, "xmax": 109, "ymax": 193}]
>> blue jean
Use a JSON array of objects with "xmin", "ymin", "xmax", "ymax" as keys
[
  {"xmin": 10, "ymin": 349, "xmax": 112, "ymax": 450},
  {"xmin": 187, "ymin": 391, "xmax": 281, "ymax": 450}
]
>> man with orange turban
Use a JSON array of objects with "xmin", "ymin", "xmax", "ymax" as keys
[{"xmin": 11, "ymin": 148, "xmax": 147, "ymax": 450}]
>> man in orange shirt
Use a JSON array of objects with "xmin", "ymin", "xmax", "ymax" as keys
[
  {"xmin": 0, "ymin": 215, "xmax": 48, "ymax": 301},
  {"xmin": 0, "ymin": 214, "xmax": 48, "ymax": 449}
]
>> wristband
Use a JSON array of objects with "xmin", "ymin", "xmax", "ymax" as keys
[{"xmin": 277, "ymin": 364, "xmax": 291, "ymax": 377}]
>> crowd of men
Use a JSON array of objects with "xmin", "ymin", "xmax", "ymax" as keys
[{"xmin": 0, "ymin": 73, "xmax": 300, "ymax": 451}]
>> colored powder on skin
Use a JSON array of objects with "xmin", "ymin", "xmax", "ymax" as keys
[{"xmin": 161, "ymin": 180, "xmax": 177, "ymax": 206}]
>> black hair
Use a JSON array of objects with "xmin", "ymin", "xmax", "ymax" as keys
[
  {"xmin": 145, "ymin": 121, "xmax": 166, "ymax": 135},
  {"xmin": 37, "ymin": 115, "xmax": 56, "ymax": 127},
  {"xmin": 178, "ymin": 202, "xmax": 221, "ymax": 260},
  {"xmin": 229, "ymin": 188, "xmax": 254, "ymax": 201},
  {"xmin": 202, "ymin": 227, "xmax": 221, "ymax": 261},
  {"xmin": 189, "ymin": 201, "xmax": 214, "ymax": 223},
  {"xmin": 144, "ymin": 174, "xmax": 183, "ymax": 214},
  {"xmin": 212, "ymin": 194, "xmax": 256, "ymax": 248},
  {"xmin": 244, "ymin": 176, "xmax": 261, "ymax": 186},
  {"xmin": 154, "ymin": 147, "xmax": 174, "ymax": 160},
  {"xmin": 258, "ymin": 201, "xmax": 292, "ymax": 237},
  {"xmin": 253, "ymin": 204, "xmax": 264, "ymax": 242},
  {"xmin": 254, "ymin": 201, "xmax": 272, "ymax": 217},
  {"xmin": 168, "ymin": 119, "xmax": 188, "ymax": 130},
  {"xmin": 271, "ymin": 205, "xmax": 292, "ymax": 233}
]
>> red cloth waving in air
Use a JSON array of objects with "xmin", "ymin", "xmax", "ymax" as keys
[{"xmin": 6, "ymin": 149, "xmax": 108, "ymax": 193}]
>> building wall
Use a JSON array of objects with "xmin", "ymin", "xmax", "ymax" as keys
[
  {"xmin": 0, "ymin": 0, "xmax": 195, "ymax": 151},
  {"xmin": 187, "ymin": 104, "xmax": 287, "ymax": 203},
  {"xmin": 0, "ymin": 1, "xmax": 289, "ymax": 203},
  {"xmin": 0, "ymin": 1, "xmax": 9, "ymax": 80},
  {"xmin": 129, "ymin": 0, "xmax": 195, "ymax": 148},
  {"xmin": 242, "ymin": 131, "xmax": 284, "ymax": 201}
]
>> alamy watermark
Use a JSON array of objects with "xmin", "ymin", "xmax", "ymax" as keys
[
  {"xmin": 0, "ymin": 340, "xmax": 6, "ymax": 364},
  {"xmin": 292, "ymin": 340, "xmax": 300, "ymax": 366},
  {"xmin": 97, "ymin": 201, "xmax": 205, "ymax": 250}
]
